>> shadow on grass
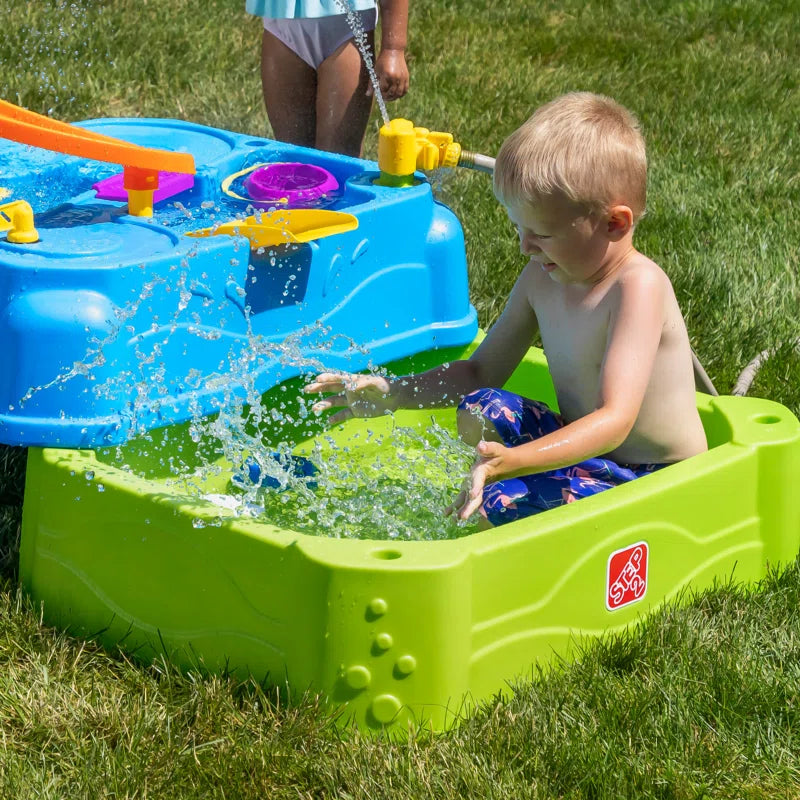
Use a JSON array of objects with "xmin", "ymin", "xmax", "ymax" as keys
[{"xmin": 0, "ymin": 444, "xmax": 26, "ymax": 582}]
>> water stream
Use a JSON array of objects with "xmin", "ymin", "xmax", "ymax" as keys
[{"xmin": 333, "ymin": 0, "xmax": 391, "ymax": 125}]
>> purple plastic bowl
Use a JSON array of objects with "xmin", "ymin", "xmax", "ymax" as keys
[{"xmin": 244, "ymin": 162, "xmax": 339, "ymax": 205}]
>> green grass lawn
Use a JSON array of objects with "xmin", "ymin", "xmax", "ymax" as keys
[{"xmin": 1, "ymin": 0, "xmax": 800, "ymax": 796}]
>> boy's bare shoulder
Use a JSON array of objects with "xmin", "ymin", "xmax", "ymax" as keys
[
  {"xmin": 619, "ymin": 250, "xmax": 667, "ymax": 279},
  {"xmin": 615, "ymin": 251, "xmax": 674, "ymax": 296}
]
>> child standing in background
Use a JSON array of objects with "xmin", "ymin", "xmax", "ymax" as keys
[
  {"xmin": 246, "ymin": 0, "xmax": 409, "ymax": 157},
  {"xmin": 306, "ymin": 93, "xmax": 708, "ymax": 528}
]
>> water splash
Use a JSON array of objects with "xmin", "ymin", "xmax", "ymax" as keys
[
  {"xmin": 18, "ymin": 187, "xmax": 478, "ymax": 540},
  {"xmin": 29, "ymin": 252, "xmax": 477, "ymax": 540},
  {"xmin": 248, "ymin": 420, "xmax": 476, "ymax": 540},
  {"xmin": 1, "ymin": 1, "xmax": 108, "ymax": 118}
]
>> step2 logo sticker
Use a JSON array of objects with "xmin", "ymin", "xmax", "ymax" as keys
[{"xmin": 606, "ymin": 541, "xmax": 648, "ymax": 611}]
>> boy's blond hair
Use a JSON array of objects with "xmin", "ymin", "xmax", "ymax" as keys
[{"xmin": 494, "ymin": 92, "xmax": 647, "ymax": 222}]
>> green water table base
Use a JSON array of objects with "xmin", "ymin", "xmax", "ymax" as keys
[{"xmin": 19, "ymin": 344, "xmax": 800, "ymax": 732}]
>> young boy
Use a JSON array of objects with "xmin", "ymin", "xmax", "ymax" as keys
[
  {"xmin": 247, "ymin": 0, "xmax": 409, "ymax": 158},
  {"xmin": 305, "ymin": 92, "xmax": 707, "ymax": 526}
]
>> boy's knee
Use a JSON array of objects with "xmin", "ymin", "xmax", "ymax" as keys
[
  {"xmin": 456, "ymin": 406, "xmax": 485, "ymax": 446},
  {"xmin": 457, "ymin": 388, "xmax": 496, "ymax": 446},
  {"xmin": 457, "ymin": 388, "xmax": 492, "ymax": 412}
]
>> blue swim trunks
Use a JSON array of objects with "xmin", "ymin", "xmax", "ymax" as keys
[{"xmin": 459, "ymin": 388, "xmax": 665, "ymax": 527}]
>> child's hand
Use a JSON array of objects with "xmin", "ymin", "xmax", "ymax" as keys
[
  {"xmin": 304, "ymin": 372, "xmax": 396, "ymax": 424},
  {"xmin": 372, "ymin": 49, "xmax": 409, "ymax": 101},
  {"xmin": 445, "ymin": 440, "xmax": 513, "ymax": 520}
]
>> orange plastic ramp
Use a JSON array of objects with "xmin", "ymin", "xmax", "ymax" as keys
[{"xmin": 0, "ymin": 99, "xmax": 194, "ymax": 174}]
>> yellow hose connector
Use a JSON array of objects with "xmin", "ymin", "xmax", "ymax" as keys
[
  {"xmin": 377, "ymin": 119, "xmax": 463, "ymax": 187},
  {"xmin": 0, "ymin": 199, "xmax": 39, "ymax": 244},
  {"xmin": 416, "ymin": 128, "xmax": 462, "ymax": 170}
]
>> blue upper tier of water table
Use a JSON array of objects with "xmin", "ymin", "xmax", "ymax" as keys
[{"xmin": 0, "ymin": 118, "xmax": 477, "ymax": 448}]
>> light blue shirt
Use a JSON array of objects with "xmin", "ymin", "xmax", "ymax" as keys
[{"xmin": 246, "ymin": 0, "xmax": 376, "ymax": 18}]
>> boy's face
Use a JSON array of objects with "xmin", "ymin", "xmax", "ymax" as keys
[{"xmin": 505, "ymin": 193, "xmax": 612, "ymax": 285}]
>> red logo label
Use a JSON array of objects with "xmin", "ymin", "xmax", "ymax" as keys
[{"xmin": 606, "ymin": 542, "xmax": 648, "ymax": 610}]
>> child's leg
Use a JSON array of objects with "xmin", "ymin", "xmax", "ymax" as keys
[
  {"xmin": 457, "ymin": 388, "xmax": 660, "ymax": 527},
  {"xmin": 260, "ymin": 28, "xmax": 318, "ymax": 148},
  {"xmin": 481, "ymin": 459, "xmax": 657, "ymax": 526},
  {"xmin": 482, "ymin": 470, "xmax": 615, "ymax": 526},
  {"xmin": 315, "ymin": 31, "xmax": 375, "ymax": 157}
]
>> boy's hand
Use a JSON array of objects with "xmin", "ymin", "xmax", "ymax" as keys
[
  {"xmin": 304, "ymin": 372, "xmax": 396, "ymax": 424},
  {"xmin": 372, "ymin": 49, "xmax": 409, "ymax": 101},
  {"xmin": 445, "ymin": 440, "xmax": 513, "ymax": 520}
]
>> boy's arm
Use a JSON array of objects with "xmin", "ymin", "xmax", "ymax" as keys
[
  {"xmin": 375, "ymin": 0, "xmax": 409, "ymax": 100},
  {"xmin": 305, "ymin": 263, "xmax": 539, "ymax": 421},
  {"xmin": 390, "ymin": 262, "xmax": 539, "ymax": 407},
  {"xmin": 452, "ymin": 267, "xmax": 666, "ymax": 518}
]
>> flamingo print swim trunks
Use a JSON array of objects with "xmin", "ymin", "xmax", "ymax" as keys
[{"xmin": 459, "ymin": 388, "xmax": 666, "ymax": 526}]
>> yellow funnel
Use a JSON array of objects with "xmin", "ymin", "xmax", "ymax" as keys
[{"xmin": 187, "ymin": 208, "xmax": 358, "ymax": 248}]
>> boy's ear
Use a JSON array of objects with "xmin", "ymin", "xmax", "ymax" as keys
[{"xmin": 606, "ymin": 205, "xmax": 634, "ymax": 240}]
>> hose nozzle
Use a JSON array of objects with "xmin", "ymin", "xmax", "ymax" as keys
[
  {"xmin": 457, "ymin": 150, "xmax": 496, "ymax": 174},
  {"xmin": 377, "ymin": 119, "xmax": 494, "ymax": 185}
]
